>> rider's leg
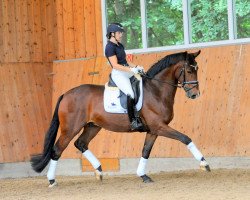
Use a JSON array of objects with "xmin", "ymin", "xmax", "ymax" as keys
[
  {"xmin": 111, "ymin": 69, "xmax": 135, "ymax": 98},
  {"xmin": 127, "ymin": 95, "xmax": 143, "ymax": 130},
  {"xmin": 111, "ymin": 69, "xmax": 143, "ymax": 130}
]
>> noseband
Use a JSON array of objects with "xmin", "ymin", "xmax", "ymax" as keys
[{"xmin": 141, "ymin": 62, "xmax": 199, "ymax": 90}]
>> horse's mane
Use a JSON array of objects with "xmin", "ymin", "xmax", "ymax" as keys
[{"xmin": 146, "ymin": 52, "xmax": 187, "ymax": 78}]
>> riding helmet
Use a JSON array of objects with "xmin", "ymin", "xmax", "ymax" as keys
[{"xmin": 106, "ymin": 23, "xmax": 124, "ymax": 38}]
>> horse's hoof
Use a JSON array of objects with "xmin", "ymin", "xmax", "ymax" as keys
[
  {"xmin": 48, "ymin": 179, "xmax": 57, "ymax": 188},
  {"xmin": 95, "ymin": 170, "xmax": 103, "ymax": 181},
  {"xmin": 204, "ymin": 164, "xmax": 211, "ymax": 172},
  {"xmin": 200, "ymin": 160, "xmax": 211, "ymax": 172},
  {"xmin": 141, "ymin": 175, "xmax": 154, "ymax": 183}
]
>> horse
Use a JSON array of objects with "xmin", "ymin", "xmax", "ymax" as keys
[{"xmin": 31, "ymin": 50, "xmax": 210, "ymax": 187}]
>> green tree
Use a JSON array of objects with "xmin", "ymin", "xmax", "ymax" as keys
[
  {"xmin": 107, "ymin": 0, "xmax": 142, "ymax": 49},
  {"xmin": 191, "ymin": 0, "xmax": 229, "ymax": 43},
  {"xmin": 146, "ymin": 0, "xmax": 184, "ymax": 47},
  {"xmin": 235, "ymin": 0, "xmax": 250, "ymax": 38}
]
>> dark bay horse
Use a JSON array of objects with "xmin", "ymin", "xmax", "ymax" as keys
[{"xmin": 31, "ymin": 50, "xmax": 210, "ymax": 187}]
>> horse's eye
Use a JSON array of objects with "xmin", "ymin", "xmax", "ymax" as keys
[{"xmin": 187, "ymin": 70, "xmax": 192, "ymax": 74}]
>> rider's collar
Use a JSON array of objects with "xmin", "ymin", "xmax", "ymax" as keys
[{"xmin": 108, "ymin": 40, "xmax": 120, "ymax": 46}]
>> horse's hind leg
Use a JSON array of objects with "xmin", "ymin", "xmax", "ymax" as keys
[
  {"xmin": 47, "ymin": 126, "xmax": 83, "ymax": 187},
  {"xmin": 74, "ymin": 123, "xmax": 102, "ymax": 180},
  {"xmin": 137, "ymin": 133, "xmax": 157, "ymax": 183}
]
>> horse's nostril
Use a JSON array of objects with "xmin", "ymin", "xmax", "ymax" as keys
[{"xmin": 191, "ymin": 94, "xmax": 197, "ymax": 99}]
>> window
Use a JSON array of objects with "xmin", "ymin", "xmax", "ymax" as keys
[
  {"xmin": 146, "ymin": 0, "xmax": 184, "ymax": 47},
  {"xmin": 106, "ymin": 0, "xmax": 142, "ymax": 49},
  {"xmin": 102, "ymin": 0, "xmax": 250, "ymax": 52},
  {"xmin": 190, "ymin": 0, "xmax": 229, "ymax": 43},
  {"xmin": 235, "ymin": 0, "xmax": 250, "ymax": 39}
]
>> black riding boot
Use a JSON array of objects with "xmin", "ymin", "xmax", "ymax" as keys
[{"xmin": 127, "ymin": 95, "xmax": 144, "ymax": 131}]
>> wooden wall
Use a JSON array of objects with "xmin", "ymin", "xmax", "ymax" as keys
[
  {"xmin": 0, "ymin": 0, "xmax": 102, "ymax": 63},
  {"xmin": 0, "ymin": 0, "xmax": 55, "ymax": 63},
  {"xmin": 0, "ymin": 63, "xmax": 52, "ymax": 162},
  {"xmin": 55, "ymin": 0, "xmax": 103, "ymax": 59}
]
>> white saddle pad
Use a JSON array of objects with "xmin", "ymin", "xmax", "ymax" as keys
[{"xmin": 103, "ymin": 75, "xmax": 143, "ymax": 114}]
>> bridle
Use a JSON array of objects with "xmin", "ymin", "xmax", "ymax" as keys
[
  {"xmin": 177, "ymin": 63, "xmax": 199, "ymax": 92},
  {"xmin": 140, "ymin": 62, "xmax": 199, "ymax": 90}
]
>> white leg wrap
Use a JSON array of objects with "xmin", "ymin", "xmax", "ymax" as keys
[
  {"xmin": 137, "ymin": 157, "xmax": 148, "ymax": 177},
  {"xmin": 83, "ymin": 150, "xmax": 101, "ymax": 169},
  {"xmin": 187, "ymin": 142, "xmax": 203, "ymax": 161},
  {"xmin": 47, "ymin": 159, "xmax": 58, "ymax": 181}
]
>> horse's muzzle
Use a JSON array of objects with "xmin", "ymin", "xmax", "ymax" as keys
[{"xmin": 186, "ymin": 91, "xmax": 200, "ymax": 99}]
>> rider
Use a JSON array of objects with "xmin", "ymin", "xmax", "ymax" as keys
[{"xmin": 105, "ymin": 22, "xmax": 144, "ymax": 131}]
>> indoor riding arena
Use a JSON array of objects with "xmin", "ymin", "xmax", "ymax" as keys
[{"xmin": 0, "ymin": 1, "xmax": 249, "ymax": 200}]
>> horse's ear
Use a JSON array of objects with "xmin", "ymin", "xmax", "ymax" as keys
[{"xmin": 193, "ymin": 50, "xmax": 201, "ymax": 58}]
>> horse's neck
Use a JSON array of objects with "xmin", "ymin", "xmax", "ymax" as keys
[{"xmin": 145, "ymin": 67, "xmax": 177, "ymax": 104}]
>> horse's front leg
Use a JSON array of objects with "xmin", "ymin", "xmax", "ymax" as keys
[
  {"xmin": 156, "ymin": 125, "xmax": 211, "ymax": 171},
  {"xmin": 137, "ymin": 132, "xmax": 158, "ymax": 183}
]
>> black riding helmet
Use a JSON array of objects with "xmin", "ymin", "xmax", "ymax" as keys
[{"xmin": 106, "ymin": 23, "xmax": 124, "ymax": 39}]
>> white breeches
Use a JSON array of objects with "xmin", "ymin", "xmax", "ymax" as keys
[{"xmin": 111, "ymin": 69, "xmax": 135, "ymax": 99}]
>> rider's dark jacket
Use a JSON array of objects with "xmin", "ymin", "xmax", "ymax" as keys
[{"xmin": 105, "ymin": 41, "xmax": 129, "ymax": 66}]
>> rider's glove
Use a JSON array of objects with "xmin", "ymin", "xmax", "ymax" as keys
[
  {"xmin": 130, "ymin": 67, "xmax": 141, "ymax": 74},
  {"xmin": 136, "ymin": 65, "xmax": 145, "ymax": 72}
]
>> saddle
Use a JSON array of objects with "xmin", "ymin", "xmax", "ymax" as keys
[
  {"xmin": 108, "ymin": 74, "xmax": 140, "ymax": 109},
  {"xmin": 103, "ymin": 74, "xmax": 143, "ymax": 113}
]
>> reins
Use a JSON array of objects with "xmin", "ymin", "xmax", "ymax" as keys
[
  {"xmin": 139, "ymin": 63, "xmax": 199, "ymax": 90},
  {"xmin": 140, "ymin": 72, "xmax": 182, "ymax": 88}
]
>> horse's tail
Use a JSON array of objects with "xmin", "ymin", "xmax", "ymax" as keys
[{"xmin": 30, "ymin": 95, "xmax": 64, "ymax": 173}]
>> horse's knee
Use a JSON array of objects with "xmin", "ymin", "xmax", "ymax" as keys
[{"xmin": 74, "ymin": 139, "xmax": 88, "ymax": 153}]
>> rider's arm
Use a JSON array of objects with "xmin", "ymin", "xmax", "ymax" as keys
[
  {"xmin": 127, "ymin": 61, "xmax": 137, "ymax": 68},
  {"xmin": 108, "ymin": 55, "xmax": 135, "ymax": 72}
]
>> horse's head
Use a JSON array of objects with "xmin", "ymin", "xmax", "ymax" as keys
[
  {"xmin": 145, "ymin": 50, "xmax": 201, "ymax": 99},
  {"xmin": 175, "ymin": 50, "xmax": 201, "ymax": 99}
]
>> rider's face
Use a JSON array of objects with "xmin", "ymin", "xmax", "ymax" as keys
[{"xmin": 115, "ymin": 31, "xmax": 123, "ymax": 42}]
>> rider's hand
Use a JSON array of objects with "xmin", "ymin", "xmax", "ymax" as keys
[
  {"xmin": 136, "ymin": 65, "xmax": 144, "ymax": 72},
  {"xmin": 130, "ymin": 67, "xmax": 141, "ymax": 74}
]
